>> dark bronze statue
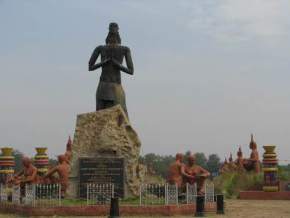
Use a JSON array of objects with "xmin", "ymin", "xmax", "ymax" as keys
[{"xmin": 88, "ymin": 22, "xmax": 134, "ymax": 116}]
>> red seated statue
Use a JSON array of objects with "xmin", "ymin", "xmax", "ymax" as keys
[
  {"xmin": 44, "ymin": 154, "xmax": 70, "ymax": 198},
  {"xmin": 167, "ymin": 153, "xmax": 210, "ymax": 195},
  {"xmin": 167, "ymin": 153, "xmax": 185, "ymax": 188},
  {"xmin": 183, "ymin": 155, "xmax": 210, "ymax": 195},
  {"xmin": 8, "ymin": 156, "xmax": 38, "ymax": 194}
]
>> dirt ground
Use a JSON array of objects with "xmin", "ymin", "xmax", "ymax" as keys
[
  {"xmin": 216, "ymin": 199, "xmax": 290, "ymax": 218},
  {"xmin": 0, "ymin": 200, "xmax": 290, "ymax": 218}
]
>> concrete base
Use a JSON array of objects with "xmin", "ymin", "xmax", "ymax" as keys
[
  {"xmin": 239, "ymin": 191, "xmax": 290, "ymax": 200},
  {"xmin": 66, "ymin": 176, "xmax": 78, "ymax": 198}
]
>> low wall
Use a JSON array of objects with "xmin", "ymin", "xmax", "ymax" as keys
[
  {"xmin": 239, "ymin": 191, "xmax": 290, "ymax": 200},
  {"xmin": 0, "ymin": 203, "xmax": 216, "ymax": 216}
]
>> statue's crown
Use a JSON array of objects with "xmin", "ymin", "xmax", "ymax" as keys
[{"xmin": 109, "ymin": 22, "xmax": 119, "ymax": 33}]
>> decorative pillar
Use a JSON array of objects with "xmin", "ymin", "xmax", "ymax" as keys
[
  {"xmin": 0, "ymin": 147, "xmax": 15, "ymax": 183},
  {"xmin": 262, "ymin": 145, "xmax": 279, "ymax": 192},
  {"xmin": 34, "ymin": 147, "xmax": 49, "ymax": 176}
]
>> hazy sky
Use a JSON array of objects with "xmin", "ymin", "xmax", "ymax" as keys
[{"xmin": 1, "ymin": 0, "xmax": 290, "ymax": 162}]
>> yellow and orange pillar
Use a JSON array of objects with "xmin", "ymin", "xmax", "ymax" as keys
[
  {"xmin": 34, "ymin": 147, "xmax": 49, "ymax": 176},
  {"xmin": 0, "ymin": 147, "xmax": 15, "ymax": 183},
  {"xmin": 262, "ymin": 145, "xmax": 279, "ymax": 192}
]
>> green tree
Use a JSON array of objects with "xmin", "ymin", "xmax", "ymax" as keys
[
  {"xmin": 143, "ymin": 153, "xmax": 157, "ymax": 165},
  {"xmin": 195, "ymin": 152, "xmax": 207, "ymax": 169},
  {"xmin": 142, "ymin": 153, "xmax": 174, "ymax": 178},
  {"xmin": 12, "ymin": 150, "xmax": 23, "ymax": 172},
  {"xmin": 207, "ymin": 154, "xmax": 221, "ymax": 174}
]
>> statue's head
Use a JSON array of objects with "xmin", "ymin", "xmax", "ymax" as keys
[
  {"xmin": 188, "ymin": 154, "xmax": 196, "ymax": 166},
  {"xmin": 237, "ymin": 146, "xmax": 243, "ymax": 158},
  {"xmin": 22, "ymin": 156, "xmax": 32, "ymax": 167},
  {"xmin": 249, "ymin": 134, "xmax": 257, "ymax": 150},
  {"xmin": 106, "ymin": 22, "xmax": 121, "ymax": 45},
  {"xmin": 229, "ymin": 153, "xmax": 233, "ymax": 162},
  {"xmin": 109, "ymin": 22, "xmax": 119, "ymax": 33},
  {"xmin": 175, "ymin": 153, "xmax": 183, "ymax": 161},
  {"xmin": 58, "ymin": 154, "xmax": 66, "ymax": 163}
]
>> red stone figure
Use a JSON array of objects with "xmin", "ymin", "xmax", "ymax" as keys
[
  {"xmin": 235, "ymin": 147, "xmax": 245, "ymax": 171},
  {"xmin": 248, "ymin": 134, "xmax": 260, "ymax": 173},
  {"xmin": 167, "ymin": 153, "xmax": 184, "ymax": 187},
  {"xmin": 227, "ymin": 153, "xmax": 238, "ymax": 171},
  {"xmin": 64, "ymin": 136, "xmax": 72, "ymax": 163},
  {"xmin": 44, "ymin": 155, "xmax": 70, "ymax": 198},
  {"xmin": 9, "ymin": 157, "xmax": 38, "ymax": 186},
  {"xmin": 43, "ymin": 137, "xmax": 73, "ymax": 198},
  {"xmin": 219, "ymin": 158, "xmax": 228, "ymax": 173},
  {"xmin": 219, "ymin": 134, "xmax": 261, "ymax": 174},
  {"xmin": 167, "ymin": 153, "xmax": 186, "ymax": 187},
  {"xmin": 183, "ymin": 155, "xmax": 210, "ymax": 195},
  {"xmin": 229, "ymin": 153, "xmax": 233, "ymax": 163}
]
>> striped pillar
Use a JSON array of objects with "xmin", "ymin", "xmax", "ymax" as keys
[
  {"xmin": 0, "ymin": 147, "xmax": 15, "ymax": 183},
  {"xmin": 34, "ymin": 147, "xmax": 49, "ymax": 176},
  {"xmin": 262, "ymin": 145, "xmax": 279, "ymax": 192}
]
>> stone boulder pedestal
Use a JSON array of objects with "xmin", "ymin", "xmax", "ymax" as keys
[{"xmin": 68, "ymin": 105, "xmax": 144, "ymax": 198}]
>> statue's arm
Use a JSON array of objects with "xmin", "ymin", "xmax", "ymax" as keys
[
  {"xmin": 181, "ymin": 164, "xmax": 194, "ymax": 179},
  {"xmin": 23, "ymin": 168, "xmax": 37, "ymax": 183},
  {"xmin": 9, "ymin": 170, "xmax": 23, "ymax": 183},
  {"xmin": 44, "ymin": 167, "xmax": 57, "ymax": 178},
  {"xmin": 124, "ymin": 47, "xmax": 134, "ymax": 75},
  {"xmin": 112, "ymin": 47, "xmax": 134, "ymax": 75},
  {"xmin": 88, "ymin": 46, "xmax": 108, "ymax": 71},
  {"xmin": 15, "ymin": 169, "xmax": 24, "ymax": 177},
  {"xmin": 198, "ymin": 166, "xmax": 210, "ymax": 177}
]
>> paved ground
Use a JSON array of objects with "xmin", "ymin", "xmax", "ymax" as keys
[
  {"xmin": 1, "ymin": 199, "xmax": 290, "ymax": 217},
  {"xmin": 219, "ymin": 199, "xmax": 290, "ymax": 218}
]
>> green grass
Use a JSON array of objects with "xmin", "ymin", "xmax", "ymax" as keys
[
  {"xmin": 60, "ymin": 198, "xmax": 87, "ymax": 206},
  {"xmin": 120, "ymin": 196, "xmax": 140, "ymax": 205},
  {"xmin": 61, "ymin": 196, "xmax": 141, "ymax": 206}
]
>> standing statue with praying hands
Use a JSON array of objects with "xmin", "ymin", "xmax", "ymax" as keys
[{"xmin": 88, "ymin": 22, "xmax": 134, "ymax": 116}]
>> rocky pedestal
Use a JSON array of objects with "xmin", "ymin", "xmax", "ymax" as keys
[{"xmin": 68, "ymin": 105, "xmax": 144, "ymax": 198}]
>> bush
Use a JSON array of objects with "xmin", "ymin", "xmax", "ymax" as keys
[
  {"xmin": 213, "ymin": 172, "xmax": 263, "ymax": 198},
  {"xmin": 278, "ymin": 166, "xmax": 290, "ymax": 181}
]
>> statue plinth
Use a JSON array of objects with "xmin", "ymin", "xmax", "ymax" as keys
[{"xmin": 68, "ymin": 105, "xmax": 144, "ymax": 198}]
